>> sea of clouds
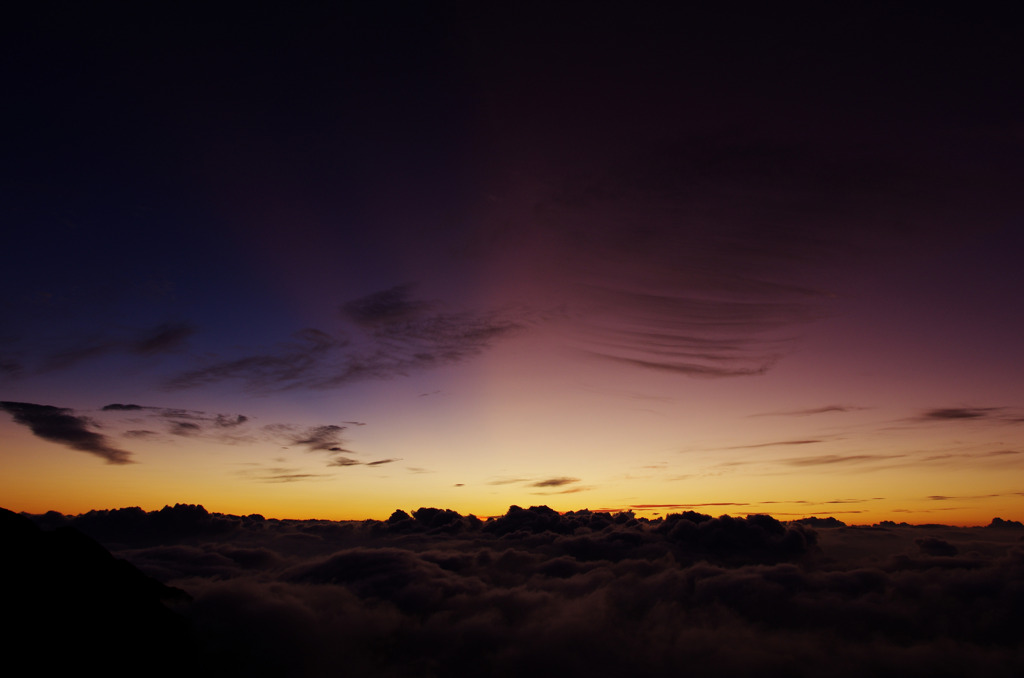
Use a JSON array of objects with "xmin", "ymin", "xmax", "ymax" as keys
[{"xmin": 14, "ymin": 505, "xmax": 1024, "ymax": 677}]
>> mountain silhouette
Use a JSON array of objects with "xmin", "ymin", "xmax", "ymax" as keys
[{"xmin": 0, "ymin": 507, "xmax": 195, "ymax": 677}]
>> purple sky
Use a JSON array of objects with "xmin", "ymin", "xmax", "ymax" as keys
[{"xmin": 1, "ymin": 4, "xmax": 1022, "ymax": 523}]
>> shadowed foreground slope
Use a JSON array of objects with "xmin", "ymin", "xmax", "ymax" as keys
[{"xmin": 0, "ymin": 508, "xmax": 194, "ymax": 677}]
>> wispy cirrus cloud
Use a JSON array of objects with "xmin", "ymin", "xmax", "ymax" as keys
[
  {"xmin": 166, "ymin": 287, "xmax": 525, "ymax": 392},
  {"xmin": 328, "ymin": 457, "xmax": 362, "ymax": 467},
  {"xmin": 130, "ymin": 323, "xmax": 195, "ymax": 355},
  {"xmin": 576, "ymin": 286, "xmax": 823, "ymax": 378},
  {"xmin": 716, "ymin": 439, "xmax": 824, "ymax": 451},
  {"xmin": 0, "ymin": 357, "xmax": 23, "ymax": 377},
  {"xmin": 238, "ymin": 466, "xmax": 334, "ymax": 483},
  {"xmin": 489, "ymin": 129, "xmax": 925, "ymax": 381},
  {"xmin": 166, "ymin": 328, "xmax": 341, "ymax": 391},
  {"xmin": 626, "ymin": 502, "xmax": 750, "ymax": 510},
  {"xmin": 485, "ymin": 476, "xmax": 588, "ymax": 495},
  {"xmin": 342, "ymin": 284, "xmax": 426, "ymax": 326},
  {"xmin": 921, "ymin": 449, "xmax": 1022, "ymax": 463},
  {"xmin": 779, "ymin": 454, "xmax": 904, "ymax": 467},
  {"xmin": 749, "ymin": 405, "xmax": 867, "ymax": 417},
  {"xmin": 169, "ymin": 421, "xmax": 202, "ymax": 436},
  {"xmin": 928, "ymin": 494, "xmax": 990, "ymax": 501},
  {"xmin": 925, "ymin": 492, "xmax": 1024, "ymax": 502},
  {"xmin": 101, "ymin": 403, "xmax": 254, "ymax": 442},
  {"xmin": 123, "ymin": 429, "xmax": 159, "ymax": 438},
  {"xmin": 291, "ymin": 424, "xmax": 349, "ymax": 452},
  {"xmin": 35, "ymin": 322, "xmax": 195, "ymax": 373},
  {"xmin": 327, "ymin": 457, "xmax": 402, "ymax": 468}
]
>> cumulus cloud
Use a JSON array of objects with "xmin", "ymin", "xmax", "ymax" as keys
[{"xmin": 0, "ymin": 401, "xmax": 133, "ymax": 464}]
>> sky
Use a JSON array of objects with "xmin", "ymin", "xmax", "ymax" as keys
[{"xmin": 2, "ymin": 4, "xmax": 1022, "ymax": 524}]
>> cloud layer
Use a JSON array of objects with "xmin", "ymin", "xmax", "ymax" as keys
[{"xmin": 23, "ymin": 503, "xmax": 1024, "ymax": 678}]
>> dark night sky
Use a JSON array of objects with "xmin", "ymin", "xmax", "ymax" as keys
[{"xmin": 2, "ymin": 3, "xmax": 1022, "ymax": 522}]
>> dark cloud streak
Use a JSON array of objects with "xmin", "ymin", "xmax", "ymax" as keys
[
  {"xmin": 365, "ymin": 458, "xmax": 400, "ymax": 467},
  {"xmin": 750, "ymin": 405, "xmax": 866, "ymax": 417},
  {"xmin": 530, "ymin": 477, "xmax": 580, "ymax": 488},
  {"xmin": 919, "ymin": 407, "xmax": 1008, "ymax": 421},
  {"xmin": 780, "ymin": 454, "xmax": 904, "ymax": 467},
  {"xmin": 0, "ymin": 401, "xmax": 133, "ymax": 464},
  {"xmin": 717, "ymin": 439, "xmax": 823, "ymax": 450}
]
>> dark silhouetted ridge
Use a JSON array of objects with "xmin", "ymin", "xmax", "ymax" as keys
[{"xmin": 0, "ymin": 507, "xmax": 195, "ymax": 677}]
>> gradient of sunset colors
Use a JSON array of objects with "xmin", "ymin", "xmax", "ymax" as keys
[{"xmin": 2, "ymin": 4, "xmax": 1022, "ymax": 525}]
